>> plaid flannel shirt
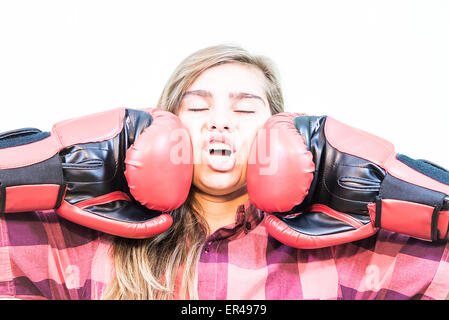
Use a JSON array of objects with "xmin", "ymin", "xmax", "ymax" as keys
[{"xmin": 1, "ymin": 201, "xmax": 449, "ymax": 300}]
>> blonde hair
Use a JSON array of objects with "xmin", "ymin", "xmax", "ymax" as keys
[{"xmin": 102, "ymin": 44, "xmax": 284, "ymax": 300}]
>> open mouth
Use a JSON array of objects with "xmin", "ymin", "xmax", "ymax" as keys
[
  {"xmin": 204, "ymin": 141, "xmax": 236, "ymax": 172},
  {"xmin": 208, "ymin": 142, "xmax": 233, "ymax": 156},
  {"xmin": 202, "ymin": 133, "xmax": 237, "ymax": 172}
]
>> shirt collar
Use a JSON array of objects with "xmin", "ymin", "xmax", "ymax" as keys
[{"xmin": 206, "ymin": 200, "xmax": 265, "ymax": 242}]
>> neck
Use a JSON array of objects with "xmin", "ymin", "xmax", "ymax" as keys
[{"xmin": 192, "ymin": 186, "xmax": 249, "ymax": 235}]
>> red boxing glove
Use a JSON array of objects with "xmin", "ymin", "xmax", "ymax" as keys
[
  {"xmin": 247, "ymin": 113, "xmax": 449, "ymax": 249},
  {"xmin": 0, "ymin": 108, "xmax": 193, "ymax": 238}
]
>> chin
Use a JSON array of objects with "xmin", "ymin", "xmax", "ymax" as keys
[{"xmin": 194, "ymin": 167, "xmax": 246, "ymax": 196}]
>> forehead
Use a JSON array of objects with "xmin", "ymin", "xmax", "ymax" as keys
[{"xmin": 187, "ymin": 62, "xmax": 267, "ymax": 96}]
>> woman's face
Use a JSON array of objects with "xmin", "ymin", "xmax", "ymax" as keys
[{"xmin": 177, "ymin": 62, "xmax": 272, "ymax": 196}]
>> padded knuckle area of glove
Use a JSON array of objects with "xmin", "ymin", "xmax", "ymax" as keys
[
  {"xmin": 247, "ymin": 113, "xmax": 316, "ymax": 213},
  {"xmin": 124, "ymin": 108, "xmax": 193, "ymax": 212}
]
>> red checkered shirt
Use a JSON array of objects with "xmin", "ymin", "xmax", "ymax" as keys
[{"xmin": 1, "ymin": 201, "xmax": 449, "ymax": 299}]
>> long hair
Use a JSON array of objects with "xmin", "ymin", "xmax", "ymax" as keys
[{"xmin": 102, "ymin": 44, "xmax": 284, "ymax": 300}]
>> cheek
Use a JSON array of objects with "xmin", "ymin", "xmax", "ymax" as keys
[
  {"xmin": 234, "ymin": 124, "xmax": 263, "ymax": 162},
  {"xmin": 178, "ymin": 115, "xmax": 203, "ymax": 160},
  {"xmin": 189, "ymin": 131, "xmax": 204, "ymax": 165},
  {"xmin": 237, "ymin": 116, "xmax": 271, "ymax": 164},
  {"xmin": 242, "ymin": 116, "xmax": 268, "ymax": 144}
]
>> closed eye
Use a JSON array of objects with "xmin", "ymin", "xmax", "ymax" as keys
[
  {"xmin": 188, "ymin": 108, "xmax": 209, "ymax": 112},
  {"xmin": 234, "ymin": 110, "xmax": 256, "ymax": 114}
]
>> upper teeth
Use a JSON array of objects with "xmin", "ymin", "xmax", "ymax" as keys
[{"xmin": 208, "ymin": 142, "xmax": 232, "ymax": 152}]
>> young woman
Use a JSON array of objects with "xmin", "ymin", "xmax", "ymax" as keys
[{"xmin": 1, "ymin": 45, "xmax": 448, "ymax": 300}]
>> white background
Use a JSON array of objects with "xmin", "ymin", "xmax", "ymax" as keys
[{"xmin": 0, "ymin": 0, "xmax": 448, "ymax": 166}]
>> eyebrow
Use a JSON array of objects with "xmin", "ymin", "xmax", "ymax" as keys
[{"xmin": 182, "ymin": 90, "xmax": 266, "ymax": 106}]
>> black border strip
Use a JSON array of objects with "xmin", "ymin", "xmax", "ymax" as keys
[
  {"xmin": 54, "ymin": 183, "xmax": 67, "ymax": 209},
  {"xmin": 0, "ymin": 186, "xmax": 5, "ymax": 214},
  {"xmin": 374, "ymin": 195, "xmax": 382, "ymax": 228}
]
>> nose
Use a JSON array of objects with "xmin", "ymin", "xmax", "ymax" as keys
[
  {"xmin": 208, "ymin": 120, "xmax": 231, "ymax": 132},
  {"xmin": 207, "ymin": 111, "xmax": 233, "ymax": 132}
]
